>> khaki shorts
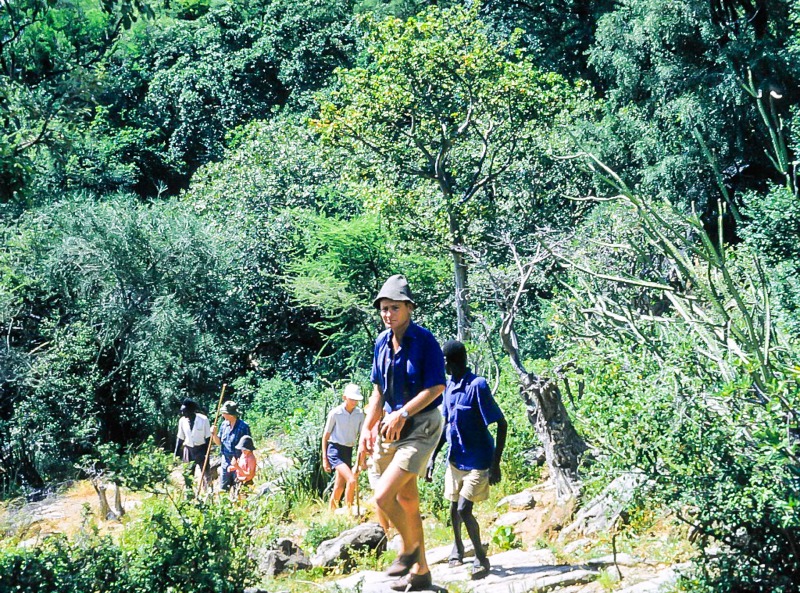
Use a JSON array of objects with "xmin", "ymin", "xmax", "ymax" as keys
[
  {"xmin": 373, "ymin": 408, "xmax": 444, "ymax": 477},
  {"xmin": 444, "ymin": 463, "xmax": 490, "ymax": 503},
  {"xmin": 366, "ymin": 457, "xmax": 381, "ymax": 490}
]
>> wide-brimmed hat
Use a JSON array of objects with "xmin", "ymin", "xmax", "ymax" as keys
[
  {"xmin": 236, "ymin": 435, "xmax": 255, "ymax": 451},
  {"xmin": 220, "ymin": 400, "xmax": 240, "ymax": 416},
  {"xmin": 343, "ymin": 383, "xmax": 363, "ymax": 401},
  {"xmin": 372, "ymin": 274, "xmax": 416, "ymax": 309}
]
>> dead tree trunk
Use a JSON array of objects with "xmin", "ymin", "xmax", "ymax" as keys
[
  {"xmin": 112, "ymin": 482, "xmax": 125, "ymax": 518},
  {"xmin": 91, "ymin": 480, "xmax": 114, "ymax": 520},
  {"xmin": 501, "ymin": 307, "xmax": 586, "ymax": 501}
]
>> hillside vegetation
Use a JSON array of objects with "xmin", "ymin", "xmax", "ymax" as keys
[{"xmin": 1, "ymin": 1, "xmax": 799, "ymax": 591}]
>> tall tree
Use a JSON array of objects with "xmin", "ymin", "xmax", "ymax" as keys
[
  {"xmin": 315, "ymin": 4, "xmax": 587, "ymax": 341},
  {"xmin": 0, "ymin": 0, "xmax": 154, "ymax": 203}
]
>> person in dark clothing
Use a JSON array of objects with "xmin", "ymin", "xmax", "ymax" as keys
[
  {"xmin": 427, "ymin": 340, "xmax": 507, "ymax": 580},
  {"xmin": 175, "ymin": 399, "xmax": 212, "ymax": 469}
]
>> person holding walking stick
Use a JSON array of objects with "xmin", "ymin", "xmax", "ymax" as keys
[
  {"xmin": 211, "ymin": 400, "xmax": 251, "ymax": 492},
  {"xmin": 358, "ymin": 275, "xmax": 446, "ymax": 592},
  {"xmin": 175, "ymin": 399, "xmax": 212, "ymax": 488}
]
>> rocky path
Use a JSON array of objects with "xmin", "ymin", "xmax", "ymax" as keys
[{"xmin": 332, "ymin": 545, "xmax": 685, "ymax": 593}]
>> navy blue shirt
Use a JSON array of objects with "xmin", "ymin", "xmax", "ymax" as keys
[
  {"xmin": 370, "ymin": 321, "xmax": 446, "ymax": 413},
  {"xmin": 219, "ymin": 418, "xmax": 251, "ymax": 468},
  {"xmin": 443, "ymin": 371, "xmax": 504, "ymax": 471}
]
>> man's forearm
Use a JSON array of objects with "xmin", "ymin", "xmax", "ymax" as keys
[
  {"xmin": 402, "ymin": 384, "xmax": 445, "ymax": 416},
  {"xmin": 321, "ymin": 433, "xmax": 329, "ymax": 459},
  {"xmin": 430, "ymin": 430, "xmax": 447, "ymax": 465},
  {"xmin": 493, "ymin": 417, "xmax": 508, "ymax": 465},
  {"xmin": 360, "ymin": 385, "xmax": 383, "ymax": 437}
]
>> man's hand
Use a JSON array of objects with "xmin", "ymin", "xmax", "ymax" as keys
[
  {"xmin": 359, "ymin": 429, "xmax": 375, "ymax": 457},
  {"xmin": 323, "ymin": 460, "xmax": 331, "ymax": 473},
  {"xmin": 489, "ymin": 463, "xmax": 502, "ymax": 486},
  {"xmin": 356, "ymin": 448, "xmax": 367, "ymax": 472},
  {"xmin": 379, "ymin": 410, "xmax": 407, "ymax": 442},
  {"xmin": 425, "ymin": 460, "xmax": 435, "ymax": 482}
]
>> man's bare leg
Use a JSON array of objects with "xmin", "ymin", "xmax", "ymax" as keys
[{"xmin": 375, "ymin": 465, "xmax": 430, "ymax": 575}]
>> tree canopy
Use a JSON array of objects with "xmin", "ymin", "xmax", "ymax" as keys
[{"xmin": 1, "ymin": 0, "xmax": 799, "ymax": 589}]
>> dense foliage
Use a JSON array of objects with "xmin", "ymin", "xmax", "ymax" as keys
[{"xmin": 2, "ymin": 0, "xmax": 800, "ymax": 590}]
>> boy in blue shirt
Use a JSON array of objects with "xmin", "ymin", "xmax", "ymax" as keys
[{"xmin": 427, "ymin": 340, "xmax": 507, "ymax": 580}]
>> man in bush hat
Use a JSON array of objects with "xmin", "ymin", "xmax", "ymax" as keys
[
  {"xmin": 322, "ymin": 383, "xmax": 366, "ymax": 512},
  {"xmin": 211, "ymin": 400, "xmax": 251, "ymax": 491},
  {"xmin": 175, "ymin": 399, "xmax": 212, "ymax": 474},
  {"xmin": 358, "ymin": 274, "xmax": 446, "ymax": 591}
]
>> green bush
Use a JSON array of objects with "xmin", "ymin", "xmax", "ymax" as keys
[
  {"xmin": 557, "ymin": 323, "xmax": 800, "ymax": 591},
  {"xmin": 0, "ymin": 497, "xmax": 255, "ymax": 593},
  {"xmin": 304, "ymin": 516, "xmax": 358, "ymax": 553}
]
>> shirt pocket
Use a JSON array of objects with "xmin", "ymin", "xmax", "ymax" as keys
[
  {"xmin": 453, "ymin": 403, "xmax": 472, "ymax": 423},
  {"xmin": 406, "ymin": 351, "xmax": 422, "ymax": 393}
]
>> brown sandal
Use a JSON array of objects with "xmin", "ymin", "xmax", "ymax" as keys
[
  {"xmin": 390, "ymin": 571, "xmax": 433, "ymax": 591},
  {"xmin": 386, "ymin": 547, "xmax": 420, "ymax": 577}
]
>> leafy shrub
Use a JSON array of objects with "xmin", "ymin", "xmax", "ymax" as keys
[
  {"xmin": 491, "ymin": 525, "xmax": 521, "ymax": 551},
  {"xmin": 556, "ymin": 284, "xmax": 799, "ymax": 590},
  {"xmin": 0, "ymin": 496, "xmax": 255, "ymax": 593},
  {"xmin": 0, "ymin": 193, "xmax": 246, "ymax": 487},
  {"xmin": 304, "ymin": 516, "xmax": 358, "ymax": 553}
]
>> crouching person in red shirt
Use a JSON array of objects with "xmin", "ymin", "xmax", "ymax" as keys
[{"xmin": 228, "ymin": 435, "xmax": 257, "ymax": 499}]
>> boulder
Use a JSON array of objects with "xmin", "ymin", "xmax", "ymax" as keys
[
  {"xmin": 559, "ymin": 473, "xmax": 648, "ymax": 540},
  {"xmin": 496, "ymin": 491, "xmax": 536, "ymax": 511},
  {"xmin": 256, "ymin": 538, "xmax": 311, "ymax": 577},
  {"xmin": 494, "ymin": 511, "xmax": 527, "ymax": 527},
  {"xmin": 311, "ymin": 522, "xmax": 387, "ymax": 568}
]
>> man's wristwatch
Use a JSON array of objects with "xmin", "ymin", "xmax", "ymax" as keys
[{"xmin": 400, "ymin": 408, "xmax": 409, "ymax": 419}]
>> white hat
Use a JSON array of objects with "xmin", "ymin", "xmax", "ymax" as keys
[{"xmin": 343, "ymin": 383, "xmax": 363, "ymax": 401}]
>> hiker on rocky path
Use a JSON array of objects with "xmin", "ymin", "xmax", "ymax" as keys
[
  {"xmin": 358, "ymin": 274, "xmax": 446, "ymax": 592},
  {"xmin": 426, "ymin": 339, "xmax": 507, "ymax": 580},
  {"xmin": 211, "ymin": 400, "xmax": 251, "ymax": 492},
  {"xmin": 175, "ymin": 399, "xmax": 212, "ymax": 484},
  {"xmin": 322, "ymin": 383, "xmax": 366, "ymax": 511}
]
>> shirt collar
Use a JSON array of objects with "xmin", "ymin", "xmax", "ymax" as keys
[
  {"xmin": 387, "ymin": 320, "xmax": 421, "ymax": 345},
  {"xmin": 450, "ymin": 369, "xmax": 474, "ymax": 390}
]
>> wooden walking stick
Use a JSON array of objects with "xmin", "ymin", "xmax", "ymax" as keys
[
  {"xmin": 197, "ymin": 383, "xmax": 227, "ymax": 497},
  {"xmin": 355, "ymin": 471, "xmax": 361, "ymax": 518}
]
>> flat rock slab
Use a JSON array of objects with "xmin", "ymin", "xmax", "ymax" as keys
[
  {"xmin": 469, "ymin": 568, "xmax": 599, "ymax": 593},
  {"xmin": 426, "ymin": 541, "xmax": 479, "ymax": 565},
  {"xmin": 616, "ymin": 565, "xmax": 683, "ymax": 593},
  {"xmin": 497, "ymin": 491, "xmax": 537, "ymax": 511},
  {"xmin": 587, "ymin": 553, "xmax": 642, "ymax": 567},
  {"xmin": 495, "ymin": 511, "xmax": 528, "ymax": 527},
  {"xmin": 454, "ymin": 550, "xmax": 594, "ymax": 593},
  {"xmin": 331, "ymin": 570, "xmax": 445, "ymax": 593},
  {"xmin": 330, "ymin": 548, "xmax": 590, "ymax": 593}
]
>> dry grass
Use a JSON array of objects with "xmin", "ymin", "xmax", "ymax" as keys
[{"xmin": 0, "ymin": 480, "xmax": 150, "ymax": 545}]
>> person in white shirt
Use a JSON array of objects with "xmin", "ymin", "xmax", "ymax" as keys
[
  {"xmin": 176, "ymin": 399, "xmax": 212, "ymax": 482},
  {"xmin": 322, "ymin": 384, "xmax": 365, "ymax": 511}
]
